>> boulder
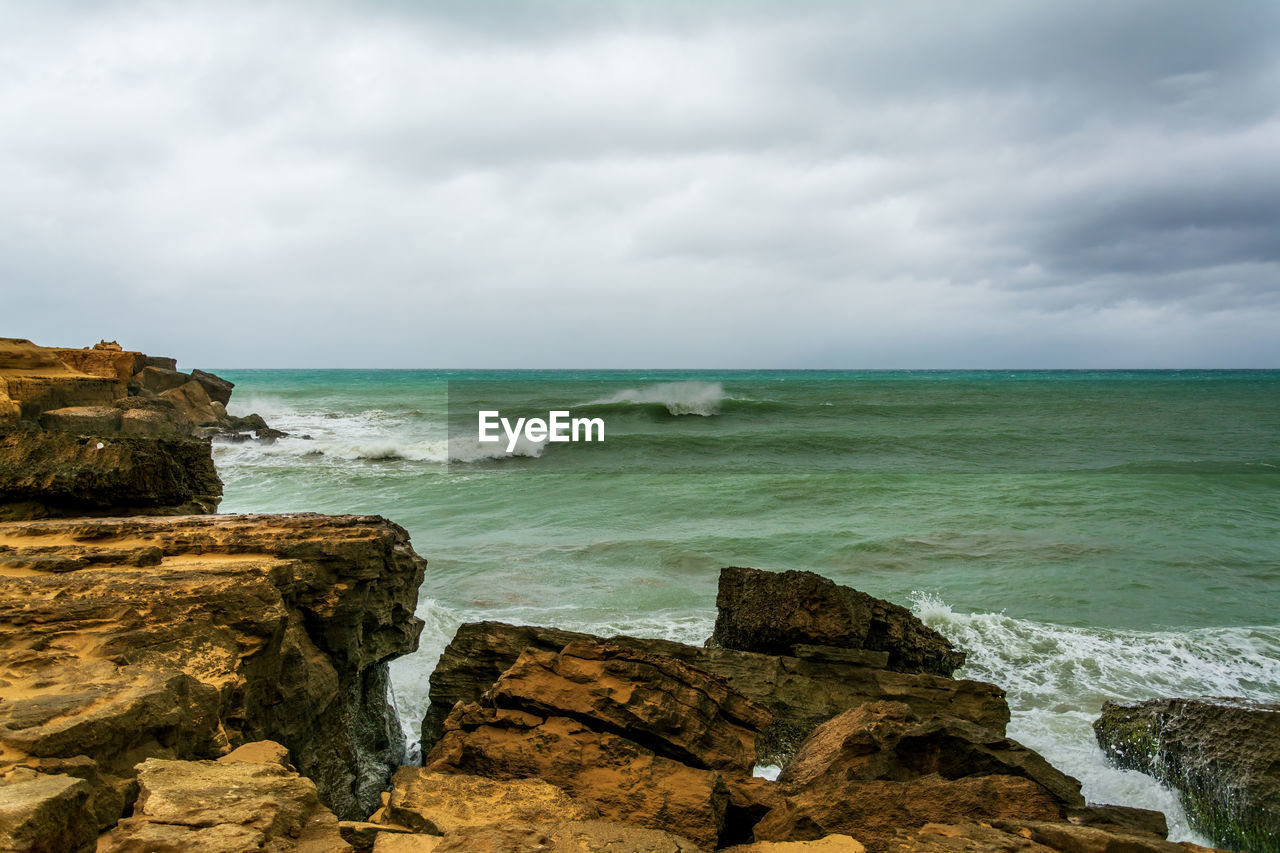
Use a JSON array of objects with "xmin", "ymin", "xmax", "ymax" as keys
[
  {"xmin": 752, "ymin": 775, "xmax": 1067, "ymax": 853},
  {"xmin": 0, "ymin": 513, "xmax": 426, "ymax": 822},
  {"xmin": 119, "ymin": 407, "xmax": 180, "ymax": 438},
  {"xmin": 420, "ymin": 622, "xmax": 1007, "ymax": 766},
  {"xmin": 1094, "ymin": 697, "xmax": 1280, "ymax": 852},
  {"xmin": 710, "ymin": 567, "xmax": 965, "ymax": 676},
  {"xmin": 51, "ymin": 345, "xmax": 145, "ymax": 382},
  {"xmin": 190, "ymin": 368, "xmax": 235, "ymax": 406},
  {"xmin": 97, "ymin": 755, "xmax": 352, "ymax": 852},
  {"xmin": 484, "ymin": 641, "xmax": 771, "ymax": 772},
  {"xmin": 131, "ymin": 365, "xmax": 190, "ymax": 395},
  {"xmin": 144, "ymin": 355, "xmax": 178, "ymax": 371},
  {"xmin": 159, "ymin": 380, "xmax": 222, "ymax": 427},
  {"xmin": 425, "ymin": 704, "xmax": 730, "ymax": 849},
  {"xmin": 778, "ymin": 701, "xmax": 1084, "ymax": 809},
  {"xmin": 0, "ymin": 424, "xmax": 222, "ymax": 519},
  {"xmin": 0, "ymin": 772, "xmax": 96, "ymax": 853},
  {"xmin": 375, "ymin": 769, "xmax": 599, "ymax": 834}
]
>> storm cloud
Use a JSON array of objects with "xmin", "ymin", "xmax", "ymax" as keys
[{"xmin": 1, "ymin": 1, "xmax": 1277, "ymax": 367}]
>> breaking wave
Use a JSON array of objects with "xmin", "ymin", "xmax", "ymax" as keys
[{"xmin": 584, "ymin": 381, "xmax": 729, "ymax": 416}]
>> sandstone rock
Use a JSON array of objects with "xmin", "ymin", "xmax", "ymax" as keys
[
  {"xmin": 722, "ymin": 835, "xmax": 866, "ymax": 853},
  {"xmin": 159, "ymin": 380, "xmax": 222, "ymax": 426},
  {"xmin": 778, "ymin": 701, "xmax": 1084, "ymax": 809},
  {"xmin": 486, "ymin": 641, "xmax": 771, "ymax": 773},
  {"xmin": 132, "ymin": 365, "xmax": 190, "ymax": 396},
  {"xmin": 1094, "ymin": 697, "xmax": 1280, "ymax": 852},
  {"xmin": 119, "ymin": 407, "xmax": 180, "ymax": 438},
  {"xmin": 144, "ymin": 355, "xmax": 179, "ymax": 371},
  {"xmin": 0, "ymin": 772, "xmax": 96, "ymax": 853},
  {"xmin": 37, "ymin": 405, "xmax": 122, "ymax": 434},
  {"xmin": 191, "ymin": 368, "xmax": 235, "ymax": 406},
  {"xmin": 219, "ymin": 740, "xmax": 293, "ymax": 768},
  {"xmin": 51, "ymin": 345, "xmax": 145, "ymax": 382},
  {"xmin": 98, "ymin": 755, "xmax": 352, "ymax": 852},
  {"xmin": 420, "ymin": 622, "xmax": 1007, "ymax": 766},
  {"xmin": 710, "ymin": 567, "xmax": 965, "ymax": 676},
  {"xmin": 402, "ymin": 820, "xmax": 703, "ymax": 853},
  {"xmin": 0, "ymin": 513, "xmax": 426, "ymax": 821},
  {"xmin": 340, "ymin": 821, "xmax": 413, "ymax": 852},
  {"xmin": 0, "ymin": 425, "xmax": 222, "ymax": 519},
  {"xmin": 376, "ymin": 768, "xmax": 599, "ymax": 834},
  {"xmin": 425, "ymin": 705, "xmax": 729, "ymax": 849},
  {"xmin": 752, "ymin": 774, "xmax": 1066, "ymax": 852}
]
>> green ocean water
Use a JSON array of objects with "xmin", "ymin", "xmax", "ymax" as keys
[{"xmin": 214, "ymin": 370, "xmax": 1280, "ymax": 842}]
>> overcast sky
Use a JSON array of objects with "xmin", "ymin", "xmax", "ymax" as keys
[{"xmin": 2, "ymin": 1, "xmax": 1278, "ymax": 368}]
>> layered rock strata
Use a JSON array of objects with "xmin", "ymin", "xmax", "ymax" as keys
[
  {"xmin": 0, "ymin": 337, "xmax": 281, "ymax": 520},
  {"xmin": 0, "ymin": 512, "xmax": 426, "ymax": 845}
]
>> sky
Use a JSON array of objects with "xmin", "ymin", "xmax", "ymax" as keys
[{"xmin": 1, "ymin": 1, "xmax": 1278, "ymax": 368}]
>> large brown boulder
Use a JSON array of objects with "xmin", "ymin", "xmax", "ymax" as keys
[
  {"xmin": 710, "ymin": 567, "xmax": 965, "ymax": 676},
  {"xmin": 384, "ymin": 820, "xmax": 704, "ymax": 852},
  {"xmin": 422, "ymin": 640, "xmax": 770, "ymax": 850},
  {"xmin": 420, "ymin": 622, "xmax": 1007, "ymax": 766},
  {"xmin": 426, "ymin": 705, "xmax": 729, "ymax": 849},
  {"xmin": 1094, "ymin": 697, "xmax": 1280, "ymax": 852},
  {"xmin": 484, "ymin": 641, "xmax": 772, "ymax": 773},
  {"xmin": 190, "ymin": 368, "xmax": 235, "ymax": 406},
  {"xmin": 778, "ymin": 701, "xmax": 1084, "ymax": 808},
  {"xmin": 754, "ymin": 774, "xmax": 1066, "ymax": 853},
  {"xmin": 98, "ymin": 752, "xmax": 352, "ymax": 852},
  {"xmin": 749, "ymin": 702, "xmax": 1088, "ymax": 852},
  {"xmin": 0, "ymin": 513, "xmax": 426, "ymax": 822}
]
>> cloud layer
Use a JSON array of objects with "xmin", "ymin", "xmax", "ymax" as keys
[{"xmin": 2, "ymin": 1, "xmax": 1277, "ymax": 367}]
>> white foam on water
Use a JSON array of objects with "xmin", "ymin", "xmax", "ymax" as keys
[
  {"xmin": 912, "ymin": 592, "xmax": 1280, "ymax": 844},
  {"xmin": 588, "ymin": 381, "xmax": 728, "ymax": 416}
]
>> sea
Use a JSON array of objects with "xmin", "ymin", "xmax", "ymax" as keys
[{"xmin": 212, "ymin": 369, "xmax": 1280, "ymax": 844}]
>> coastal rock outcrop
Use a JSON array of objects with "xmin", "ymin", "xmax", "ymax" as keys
[
  {"xmin": 98, "ymin": 745, "xmax": 351, "ymax": 852},
  {"xmin": 1094, "ymin": 697, "xmax": 1280, "ymax": 852},
  {"xmin": 749, "ymin": 701, "xmax": 1086, "ymax": 851},
  {"xmin": 709, "ymin": 567, "xmax": 965, "ymax": 676},
  {"xmin": 0, "ymin": 337, "xmax": 281, "ymax": 519},
  {"xmin": 423, "ymin": 640, "xmax": 772, "ymax": 849},
  {"xmin": 373, "ymin": 769, "xmax": 600, "ymax": 834},
  {"xmin": 420, "ymin": 622, "xmax": 1007, "ymax": 767},
  {"xmin": 0, "ymin": 513, "xmax": 426, "ymax": 829}
]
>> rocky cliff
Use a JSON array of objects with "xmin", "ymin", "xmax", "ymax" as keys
[
  {"xmin": 0, "ymin": 337, "xmax": 279, "ymax": 520},
  {"xmin": 0, "ymin": 512, "xmax": 426, "ymax": 843}
]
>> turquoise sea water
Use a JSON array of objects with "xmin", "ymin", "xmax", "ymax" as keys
[{"xmin": 214, "ymin": 370, "xmax": 1280, "ymax": 842}]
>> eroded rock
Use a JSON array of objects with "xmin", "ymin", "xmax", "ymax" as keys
[
  {"xmin": 0, "ymin": 513, "xmax": 425, "ymax": 822},
  {"xmin": 710, "ymin": 567, "xmax": 965, "ymax": 676},
  {"xmin": 98, "ymin": 755, "xmax": 352, "ymax": 852},
  {"xmin": 1094, "ymin": 697, "xmax": 1280, "ymax": 852},
  {"xmin": 376, "ymin": 768, "xmax": 599, "ymax": 834}
]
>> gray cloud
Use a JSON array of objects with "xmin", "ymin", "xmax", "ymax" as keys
[{"xmin": 0, "ymin": 1, "xmax": 1277, "ymax": 367}]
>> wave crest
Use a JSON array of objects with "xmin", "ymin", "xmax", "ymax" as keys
[{"xmin": 587, "ymin": 381, "xmax": 727, "ymax": 416}]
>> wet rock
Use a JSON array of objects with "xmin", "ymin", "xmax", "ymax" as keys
[
  {"xmin": 0, "ymin": 513, "xmax": 426, "ymax": 822},
  {"xmin": 710, "ymin": 567, "xmax": 965, "ymax": 676},
  {"xmin": 1094, "ymin": 697, "xmax": 1280, "ymax": 852}
]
